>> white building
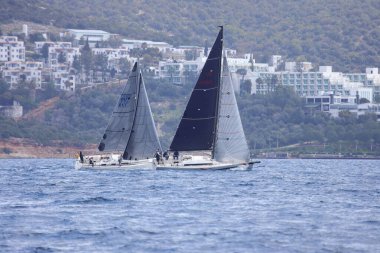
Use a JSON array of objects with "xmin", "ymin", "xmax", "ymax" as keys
[
  {"xmin": 0, "ymin": 36, "xmax": 25, "ymax": 62},
  {"xmin": 35, "ymin": 41, "xmax": 72, "ymax": 54},
  {"xmin": 51, "ymin": 64, "xmax": 75, "ymax": 91},
  {"xmin": 122, "ymin": 39, "xmax": 172, "ymax": 52},
  {"xmin": 92, "ymin": 47, "xmax": 130, "ymax": 71},
  {"xmin": 0, "ymin": 100, "xmax": 23, "ymax": 119},
  {"xmin": 163, "ymin": 46, "xmax": 204, "ymax": 61},
  {"xmin": 2, "ymin": 61, "xmax": 43, "ymax": 89},
  {"xmin": 158, "ymin": 57, "xmax": 204, "ymax": 85},
  {"xmin": 305, "ymin": 93, "xmax": 380, "ymax": 120},
  {"xmin": 48, "ymin": 46, "xmax": 80, "ymax": 67},
  {"xmin": 67, "ymin": 29, "xmax": 113, "ymax": 47},
  {"xmin": 344, "ymin": 67, "xmax": 380, "ymax": 98},
  {"xmin": 285, "ymin": 61, "xmax": 313, "ymax": 72}
]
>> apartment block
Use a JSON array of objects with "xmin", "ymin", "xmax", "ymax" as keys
[
  {"xmin": 2, "ymin": 61, "xmax": 43, "ymax": 89},
  {"xmin": 0, "ymin": 36, "xmax": 25, "ymax": 62}
]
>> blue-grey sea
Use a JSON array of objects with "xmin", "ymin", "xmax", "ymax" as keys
[{"xmin": 0, "ymin": 159, "xmax": 379, "ymax": 253}]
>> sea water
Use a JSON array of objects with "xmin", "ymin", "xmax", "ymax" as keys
[{"xmin": 0, "ymin": 159, "xmax": 379, "ymax": 252}]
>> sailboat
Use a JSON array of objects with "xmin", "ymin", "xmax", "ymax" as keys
[
  {"xmin": 75, "ymin": 62, "xmax": 162, "ymax": 169},
  {"xmin": 157, "ymin": 27, "xmax": 258, "ymax": 170}
]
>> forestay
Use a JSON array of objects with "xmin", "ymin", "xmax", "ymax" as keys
[{"xmin": 214, "ymin": 57, "xmax": 250, "ymax": 163}]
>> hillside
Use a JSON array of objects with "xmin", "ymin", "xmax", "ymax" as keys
[
  {"xmin": 1, "ymin": 81, "xmax": 379, "ymax": 157},
  {"xmin": 1, "ymin": 0, "xmax": 380, "ymax": 71}
]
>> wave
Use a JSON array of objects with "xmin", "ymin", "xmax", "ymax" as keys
[{"xmin": 74, "ymin": 196, "xmax": 117, "ymax": 204}]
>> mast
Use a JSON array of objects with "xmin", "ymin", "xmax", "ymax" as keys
[
  {"xmin": 122, "ymin": 64, "xmax": 142, "ymax": 159},
  {"xmin": 211, "ymin": 26, "xmax": 223, "ymax": 159}
]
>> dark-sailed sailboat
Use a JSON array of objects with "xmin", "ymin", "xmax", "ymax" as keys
[
  {"xmin": 75, "ymin": 62, "xmax": 162, "ymax": 169},
  {"xmin": 157, "ymin": 27, "xmax": 257, "ymax": 170}
]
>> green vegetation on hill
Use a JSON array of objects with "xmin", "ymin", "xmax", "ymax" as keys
[
  {"xmin": 1, "ymin": 0, "xmax": 380, "ymax": 71},
  {"xmin": 238, "ymin": 87, "xmax": 380, "ymax": 154},
  {"xmin": 1, "ymin": 81, "xmax": 379, "ymax": 155}
]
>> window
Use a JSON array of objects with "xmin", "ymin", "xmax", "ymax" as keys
[{"xmin": 322, "ymin": 98, "xmax": 329, "ymax": 103}]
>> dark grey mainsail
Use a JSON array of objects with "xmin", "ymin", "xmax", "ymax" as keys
[
  {"xmin": 214, "ymin": 57, "xmax": 250, "ymax": 163},
  {"xmin": 123, "ymin": 72, "xmax": 162, "ymax": 159},
  {"xmin": 168, "ymin": 27, "xmax": 250, "ymax": 163},
  {"xmin": 170, "ymin": 27, "xmax": 223, "ymax": 151},
  {"xmin": 98, "ymin": 63, "xmax": 161, "ymax": 159}
]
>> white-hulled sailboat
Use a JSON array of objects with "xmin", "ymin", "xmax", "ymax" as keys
[
  {"xmin": 75, "ymin": 62, "xmax": 162, "ymax": 169},
  {"xmin": 157, "ymin": 27, "xmax": 259, "ymax": 170}
]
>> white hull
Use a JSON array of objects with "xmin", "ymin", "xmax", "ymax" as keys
[
  {"xmin": 155, "ymin": 155, "xmax": 258, "ymax": 171},
  {"xmin": 75, "ymin": 154, "xmax": 154, "ymax": 170}
]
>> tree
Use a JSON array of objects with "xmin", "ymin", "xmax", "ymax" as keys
[
  {"xmin": 58, "ymin": 52, "xmax": 66, "ymax": 63},
  {"xmin": 359, "ymin": 97, "xmax": 370, "ymax": 104},
  {"xmin": 80, "ymin": 39, "xmax": 93, "ymax": 80},
  {"xmin": 29, "ymin": 33, "xmax": 45, "ymax": 43},
  {"xmin": 72, "ymin": 55, "xmax": 81, "ymax": 73},
  {"xmin": 240, "ymin": 79, "xmax": 252, "ymax": 96},
  {"xmin": 236, "ymin": 68, "xmax": 247, "ymax": 81},
  {"xmin": 107, "ymin": 37, "xmax": 123, "ymax": 48},
  {"xmin": 0, "ymin": 79, "xmax": 10, "ymax": 94},
  {"xmin": 185, "ymin": 49, "xmax": 197, "ymax": 60},
  {"xmin": 204, "ymin": 40, "xmax": 209, "ymax": 56},
  {"xmin": 119, "ymin": 58, "xmax": 131, "ymax": 77},
  {"xmin": 94, "ymin": 53, "xmax": 108, "ymax": 81},
  {"xmin": 41, "ymin": 43, "xmax": 50, "ymax": 61},
  {"xmin": 374, "ymin": 94, "xmax": 380, "ymax": 104}
]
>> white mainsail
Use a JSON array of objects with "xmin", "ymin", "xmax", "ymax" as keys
[
  {"xmin": 124, "ymin": 72, "xmax": 162, "ymax": 160},
  {"xmin": 213, "ymin": 56, "xmax": 250, "ymax": 163}
]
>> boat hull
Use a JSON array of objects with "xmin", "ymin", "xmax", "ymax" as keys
[
  {"xmin": 75, "ymin": 157, "xmax": 154, "ymax": 170},
  {"xmin": 156, "ymin": 157, "xmax": 258, "ymax": 171}
]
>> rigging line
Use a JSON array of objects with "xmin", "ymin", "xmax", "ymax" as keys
[
  {"xmin": 112, "ymin": 110, "xmax": 135, "ymax": 114},
  {"xmin": 193, "ymin": 87, "xmax": 218, "ymax": 91},
  {"xmin": 206, "ymin": 57, "xmax": 221, "ymax": 61},
  {"xmin": 182, "ymin": 116, "xmax": 216, "ymax": 120},
  {"xmin": 106, "ymin": 129, "xmax": 132, "ymax": 133}
]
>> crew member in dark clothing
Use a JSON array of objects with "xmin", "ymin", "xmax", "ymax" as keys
[
  {"xmin": 173, "ymin": 150, "xmax": 179, "ymax": 160},
  {"xmin": 79, "ymin": 151, "xmax": 84, "ymax": 163},
  {"xmin": 89, "ymin": 157, "xmax": 94, "ymax": 167},
  {"xmin": 155, "ymin": 150, "xmax": 161, "ymax": 164},
  {"xmin": 163, "ymin": 150, "xmax": 169, "ymax": 160}
]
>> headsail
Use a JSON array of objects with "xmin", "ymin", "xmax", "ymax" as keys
[
  {"xmin": 98, "ymin": 63, "xmax": 139, "ymax": 152},
  {"xmin": 214, "ymin": 56, "xmax": 250, "ymax": 163},
  {"xmin": 123, "ymin": 72, "xmax": 162, "ymax": 160},
  {"xmin": 170, "ymin": 27, "xmax": 223, "ymax": 151}
]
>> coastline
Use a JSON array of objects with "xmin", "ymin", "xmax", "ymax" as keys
[{"xmin": 0, "ymin": 138, "xmax": 96, "ymax": 159}]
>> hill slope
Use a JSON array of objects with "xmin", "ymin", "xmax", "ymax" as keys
[{"xmin": 1, "ymin": 0, "xmax": 379, "ymax": 71}]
